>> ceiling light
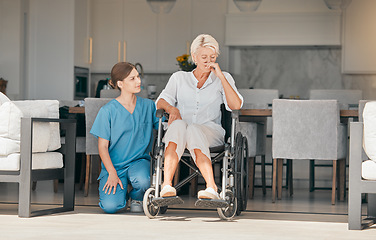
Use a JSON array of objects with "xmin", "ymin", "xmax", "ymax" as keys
[
  {"xmin": 323, "ymin": 0, "xmax": 352, "ymax": 10},
  {"xmin": 233, "ymin": 0, "xmax": 262, "ymax": 12},
  {"xmin": 146, "ymin": 0, "xmax": 176, "ymax": 14}
]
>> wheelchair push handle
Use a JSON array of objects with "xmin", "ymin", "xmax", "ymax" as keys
[{"xmin": 156, "ymin": 109, "xmax": 165, "ymax": 118}]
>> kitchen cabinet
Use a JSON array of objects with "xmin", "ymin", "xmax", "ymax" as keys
[
  {"xmin": 342, "ymin": 0, "xmax": 376, "ymax": 73},
  {"xmin": 123, "ymin": 0, "xmax": 158, "ymax": 72},
  {"xmin": 91, "ymin": 0, "xmax": 123, "ymax": 73},
  {"xmin": 156, "ymin": 0, "xmax": 192, "ymax": 72},
  {"xmin": 91, "ymin": 0, "xmax": 190, "ymax": 73},
  {"xmin": 91, "ymin": 0, "xmax": 228, "ymax": 73},
  {"xmin": 91, "ymin": 0, "xmax": 158, "ymax": 73},
  {"xmin": 75, "ymin": 0, "xmax": 91, "ymax": 69},
  {"xmin": 225, "ymin": 0, "xmax": 341, "ymax": 47}
]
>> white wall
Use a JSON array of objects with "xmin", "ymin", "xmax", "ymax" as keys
[
  {"xmin": 27, "ymin": 0, "xmax": 75, "ymax": 100},
  {"xmin": 0, "ymin": 0, "xmax": 22, "ymax": 99}
]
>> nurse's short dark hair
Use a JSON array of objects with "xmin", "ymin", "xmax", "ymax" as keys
[{"xmin": 110, "ymin": 62, "xmax": 135, "ymax": 89}]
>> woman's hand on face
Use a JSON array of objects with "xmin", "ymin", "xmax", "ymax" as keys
[
  {"xmin": 103, "ymin": 172, "xmax": 124, "ymax": 195},
  {"xmin": 206, "ymin": 62, "xmax": 222, "ymax": 76},
  {"xmin": 167, "ymin": 106, "xmax": 182, "ymax": 125}
]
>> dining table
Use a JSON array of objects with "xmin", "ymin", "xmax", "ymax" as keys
[
  {"xmin": 69, "ymin": 107, "xmax": 359, "ymax": 118},
  {"xmin": 69, "ymin": 105, "xmax": 358, "ymax": 203}
]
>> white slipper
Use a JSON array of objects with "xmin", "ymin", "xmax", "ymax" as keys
[
  {"xmin": 160, "ymin": 185, "xmax": 176, "ymax": 197},
  {"xmin": 197, "ymin": 187, "xmax": 220, "ymax": 200}
]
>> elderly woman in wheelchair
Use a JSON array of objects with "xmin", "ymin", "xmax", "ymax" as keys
[{"xmin": 143, "ymin": 34, "xmax": 248, "ymax": 220}]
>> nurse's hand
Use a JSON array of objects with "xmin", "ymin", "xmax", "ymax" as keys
[
  {"xmin": 167, "ymin": 106, "xmax": 182, "ymax": 125},
  {"xmin": 103, "ymin": 172, "xmax": 124, "ymax": 194}
]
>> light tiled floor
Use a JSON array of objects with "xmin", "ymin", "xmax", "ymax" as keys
[{"xmin": 0, "ymin": 181, "xmax": 375, "ymax": 239}]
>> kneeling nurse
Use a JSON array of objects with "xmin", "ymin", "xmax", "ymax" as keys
[{"xmin": 90, "ymin": 62, "xmax": 159, "ymax": 213}]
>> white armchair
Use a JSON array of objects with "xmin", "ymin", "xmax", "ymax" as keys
[
  {"xmin": 348, "ymin": 101, "xmax": 376, "ymax": 230},
  {"xmin": 0, "ymin": 93, "xmax": 76, "ymax": 217}
]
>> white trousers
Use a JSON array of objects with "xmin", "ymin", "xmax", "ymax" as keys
[{"xmin": 163, "ymin": 120, "xmax": 224, "ymax": 162}]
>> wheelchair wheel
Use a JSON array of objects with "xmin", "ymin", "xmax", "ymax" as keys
[
  {"xmin": 143, "ymin": 188, "xmax": 160, "ymax": 218},
  {"xmin": 240, "ymin": 136, "xmax": 249, "ymax": 212},
  {"xmin": 217, "ymin": 189, "xmax": 237, "ymax": 220}
]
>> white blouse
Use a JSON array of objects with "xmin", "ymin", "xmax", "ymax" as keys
[{"xmin": 156, "ymin": 70, "xmax": 243, "ymax": 135}]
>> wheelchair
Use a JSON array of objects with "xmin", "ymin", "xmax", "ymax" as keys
[{"xmin": 143, "ymin": 105, "xmax": 249, "ymax": 220}]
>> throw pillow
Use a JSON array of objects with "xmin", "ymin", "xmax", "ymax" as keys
[{"xmin": 363, "ymin": 101, "xmax": 376, "ymax": 162}]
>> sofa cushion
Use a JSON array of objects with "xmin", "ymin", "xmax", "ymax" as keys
[
  {"xmin": 0, "ymin": 101, "xmax": 23, "ymax": 140},
  {"xmin": 0, "ymin": 152, "xmax": 63, "ymax": 171},
  {"xmin": 362, "ymin": 160, "xmax": 376, "ymax": 180},
  {"xmin": 14, "ymin": 100, "xmax": 61, "ymax": 151},
  {"xmin": 0, "ymin": 137, "xmax": 20, "ymax": 156},
  {"xmin": 0, "ymin": 92, "xmax": 10, "ymax": 105},
  {"xmin": 0, "ymin": 100, "xmax": 61, "ymax": 154},
  {"xmin": 363, "ymin": 101, "xmax": 376, "ymax": 162}
]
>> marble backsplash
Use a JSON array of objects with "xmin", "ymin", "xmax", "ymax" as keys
[
  {"xmin": 91, "ymin": 47, "xmax": 376, "ymax": 101},
  {"xmin": 230, "ymin": 47, "xmax": 376, "ymax": 100}
]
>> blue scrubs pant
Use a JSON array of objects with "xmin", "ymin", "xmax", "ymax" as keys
[{"xmin": 98, "ymin": 159, "xmax": 150, "ymax": 214}]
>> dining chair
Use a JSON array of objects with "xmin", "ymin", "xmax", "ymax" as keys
[
  {"xmin": 238, "ymin": 89, "xmax": 279, "ymax": 197},
  {"xmin": 309, "ymin": 89, "xmax": 362, "ymax": 109},
  {"xmin": 308, "ymin": 89, "xmax": 362, "ymax": 192},
  {"xmin": 348, "ymin": 101, "xmax": 376, "ymax": 230},
  {"xmin": 272, "ymin": 99, "xmax": 347, "ymax": 205},
  {"xmin": 83, "ymin": 98, "xmax": 112, "ymax": 196},
  {"xmin": 100, "ymin": 89, "xmax": 120, "ymax": 98}
]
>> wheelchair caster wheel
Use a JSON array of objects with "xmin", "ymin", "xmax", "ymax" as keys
[
  {"xmin": 159, "ymin": 206, "xmax": 168, "ymax": 214},
  {"xmin": 217, "ymin": 189, "xmax": 237, "ymax": 220},
  {"xmin": 143, "ymin": 188, "xmax": 160, "ymax": 218}
]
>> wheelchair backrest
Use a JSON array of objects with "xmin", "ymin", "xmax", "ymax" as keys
[{"xmin": 221, "ymin": 104, "xmax": 232, "ymax": 141}]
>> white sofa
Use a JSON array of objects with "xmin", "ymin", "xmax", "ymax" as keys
[{"xmin": 0, "ymin": 92, "xmax": 76, "ymax": 217}]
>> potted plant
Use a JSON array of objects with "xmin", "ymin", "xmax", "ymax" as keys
[{"xmin": 176, "ymin": 54, "xmax": 196, "ymax": 72}]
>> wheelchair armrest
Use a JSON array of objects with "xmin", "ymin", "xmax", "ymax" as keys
[
  {"xmin": 156, "ymin": 109, "xmax": 165, "ymax": 118},
  {"xmin": 231, "ymin": 110, "xmax": 240, "ymax": 119}
]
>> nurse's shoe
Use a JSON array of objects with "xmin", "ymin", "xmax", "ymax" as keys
[
  {"xmin": 197, "ymin": 187, "xmax": 220, "ymax": 200},
  {"xmin": 160, "ymin": 185, "xmax": 176, "ymax": 197},
  {"xmin": 130, "ymin": 200, "xmax": 143, "ymax": 213}
]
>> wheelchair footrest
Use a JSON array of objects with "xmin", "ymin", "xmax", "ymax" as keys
[
  {"xmin": 152, "ymin": 196, "xmax": 184, "ymax": 207},
  {"xmin": 195, "ymin": 199, "xmax": 228, "ymax": 209}
]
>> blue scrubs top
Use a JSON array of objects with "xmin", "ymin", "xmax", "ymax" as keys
[{"xmin": 90, "ymin": 97, "xmax": 159, "ymax": 180}]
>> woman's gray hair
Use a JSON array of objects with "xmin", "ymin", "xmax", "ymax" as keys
[{"xmin": 190, "ymin": 34, "xmax": 220, "ymax": 56}]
